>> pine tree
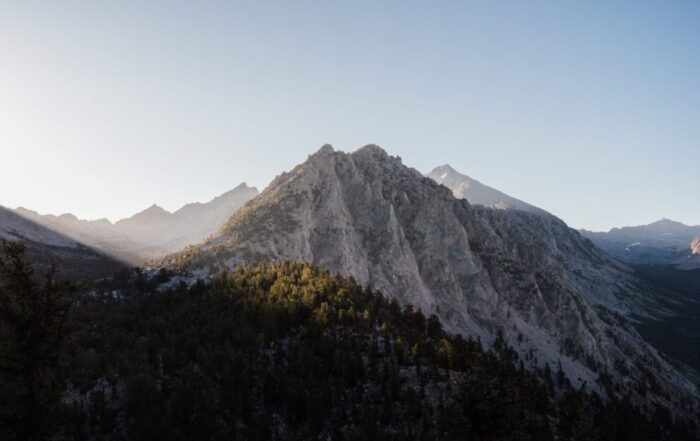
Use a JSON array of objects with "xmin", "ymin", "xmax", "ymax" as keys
[{"xmin": 0, "ymin": 241, "xmax": 80, "ymax": 441}]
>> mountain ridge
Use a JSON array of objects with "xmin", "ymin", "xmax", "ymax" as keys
[
  {"xmin": 581, "ymin": 219, "xmax": 700, "ymax": 269},
  {"xmin": 9, "ymin": 184, "xmax": 259, "ymax": 263},
  {"xmin": 426, "ymin": 164, "xmax": 547, "ymax": 215},
  {"xmin": 0, "ymin": 205, "xmax": 125, "ymax": 280},
  {"xmin": 171, "ymin": 144, "xmax": 698, "ymax": 420}
]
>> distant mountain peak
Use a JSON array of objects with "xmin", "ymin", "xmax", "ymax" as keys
[
  {"xmin": 650, "ymin": 218, "xmax": 685, "ymax": 227},
  {"xmin": 316, "ymin": 144, "xmax": 335, "ymax": 155},
  {"xmin": 146, "ymin": 203, "xmax": 167, "ymax": 211},
  {"xmin": 426, "ymin": 165, "xmax": 545, "ymax": 215},
  {"xmin": 431, "ymin": 164, "xmax": 457, "ymax": 174},
  {"xmin": 173, "ymin": 145, "xmax": 698, "ymax": 418},
  {"xmin": 353, "ymin": 144, "xmax": 388, "ymax": 157},
  {"xmin": 123, "ymin": 204, "xmax": 171, "ymax": 220},
  {"xmin": 213, "ymin": 184, "xmax": 259, "ymax": 202},
  {"xmin": 233, "ymin": 182, "xmax": 253, "ymax": 191},
  {"xmin": 580, "ymin": 218, "xmax": 700, "ymax": 269},
  {"xmin": 58, "ymin": 213, "xmax": 79, "ymax": 222}
]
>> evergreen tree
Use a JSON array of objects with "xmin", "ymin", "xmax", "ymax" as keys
[{"xmin": 0, "ymin": 241, "xmax": 80, "ymax": 441}]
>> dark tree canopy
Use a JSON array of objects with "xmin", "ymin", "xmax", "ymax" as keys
[
  {"xmin": 0, "ymin": 249, "xmax": 696, "ymax": 440},
  {"xmin": 0, "ymin": 241, "xmax": 80, "ymax": 441}
]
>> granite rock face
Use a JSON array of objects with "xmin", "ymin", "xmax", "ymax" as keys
[{"xmin": 175, "ymin": 145, "xmax": 698, "ymax": 419}]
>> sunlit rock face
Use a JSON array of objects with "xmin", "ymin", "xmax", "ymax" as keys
[{"xmin": 175, "ymin": 144, "xmax": 698, "ymax": 420}]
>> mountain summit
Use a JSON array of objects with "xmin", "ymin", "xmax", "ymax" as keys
[
  {"xmin": 173, "ymin": 144, "xmax": 698, "ymax": 419},
  {"xmin": 427, "ymin": 164, "xmax": 546, "ymax": 215}
]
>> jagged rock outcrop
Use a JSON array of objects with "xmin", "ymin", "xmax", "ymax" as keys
[
  {"xmin": 172, "ymin": 145, "xmax": 698, "ymax": 420},
  {"xmin": 692, "ymin": 237, "xmax": 700, "ymax": 255}
]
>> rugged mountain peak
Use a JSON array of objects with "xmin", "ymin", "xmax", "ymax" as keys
[
  {"xmin": 58, "ymin": 213, "xmax": 79, "ymax": 222},
  {"xmin": 430, "ymin": 164, "xmax": 457, "ymax": 176},
  {"xmin": 197, "ymin": 184, "xmax": 259, "ymax": 206},
  {"xmin": 427, "ymin": 165, "xmax": 546, "ymax": 215},
  {"xmin": 315, "ymin": 144, "xmax": 335, "ymax": 155},
  {"xmin": 146, "ymin": 203, "xmax": 169, "ymax": 213},
  {"xmin": 93, "ymin": 218, "xmax": 113, "ymax": 226},
  {"xmin": 605, "ymin": 218, "xmax": 696, "ymax": 235},
  {"xmin": 232, "ymin": 182, "xmax": 255, "ymax": 191},
  {"xmin": 353, "ymin": 144, "xmax": 389, "ymax": 157},
  {"xmin": 175, "ymin": 145, "xmax": 698, "ymax": 419},
  {"xmin": 655, "ymin": 218, "xmax": 684, "ymax": 226},
  {"xmin": 120, "ymin": 204, "xmax": 171, "ymax": 222}
]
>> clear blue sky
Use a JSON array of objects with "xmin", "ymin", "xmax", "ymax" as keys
[{"xmin": 1, "ymin": 1, "xmax": 698, "ymax": 231}]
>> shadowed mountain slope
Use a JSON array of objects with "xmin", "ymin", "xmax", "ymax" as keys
[{"xmin": 581, "ymin": 219, "xmax": 700, "ymax": 269}]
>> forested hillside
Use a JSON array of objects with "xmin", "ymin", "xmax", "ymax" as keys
[{"xmin": 0, "ymin": 242, "xmax": 697, "ymax": 440}]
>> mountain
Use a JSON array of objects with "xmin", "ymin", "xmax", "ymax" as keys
[
  {"xmin": 0, "ymin": 206, "xmax": 124, "ymax": 280},
  {"xmin": 10, "ymin": 183, "xmax": 259, "ymax": 264},
  {"xmin": 170, "ymin": 183, "xmax": 261, "ymax": 248},
  {"xmin": 50, "ymin": 261, "xmax": 689, "ymax": 440},
  {"xmin": 172, "ymin": 145, "xmax": 698, "ymax": 420},
  {"xmin": 427, "ymin": 164, "xmax": 546, "ymax": 215},
  {"xmin": 13, "ymin": 206, "xmax": 162, "ymax": 264},
  {"xmin": 581, "ymin": 219, "xmax": 700, "ymax": 269}
]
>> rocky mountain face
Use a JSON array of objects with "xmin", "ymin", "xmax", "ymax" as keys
[
  {"xmin": 692, "ymin": 237, "xmax": 700, "ymax": 255},
  {"xmin": 581, "ymin": 219, "xmax": 700, "ymax": 269},
  {"xmin": 11, "ymin": 183, "xmax": 259, "ymax": 264},
  {"xmin": 427, "ymin": 164, "xmax": 547, "ymax": 215},
  {"xmin": 173, "ymin": 145, "xmax": 698, "ymax": 420}
]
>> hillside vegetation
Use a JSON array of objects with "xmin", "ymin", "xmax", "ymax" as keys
[{"xmin": 0, "ymin": 243, "xmax": 697, "ymax": 440}]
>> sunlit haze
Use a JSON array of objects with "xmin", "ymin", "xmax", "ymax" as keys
[{"xmin": 1, "ymin": 1, "xmax": 698, "ymax": 231}]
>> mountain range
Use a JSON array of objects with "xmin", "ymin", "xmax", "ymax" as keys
[
  {"xmin": 2, "ymin": 144, "xmax": 698, "ymax": 426},
  {"xmin": 7, "ymin": 183, "xmax": 258, "ymax": 264},
  {"xmin": 0, "ymin": 205, "xmax": 124, "ymax": 280},
  {"xmin": 427, "ymin": 164, "xmax": 700, "ymax": 271},
  {"xmin": 169, "ymin": 144, "xmax": 698, "ymax": 419},
  {"xmin": 581, "ymin": 219, "xmax": 700, "ymax": 269}
]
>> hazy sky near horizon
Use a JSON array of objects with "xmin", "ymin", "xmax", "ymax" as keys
[{"xmin": 1, "ymin": 1, "xmax": 698, "ymax": 231}]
